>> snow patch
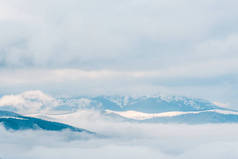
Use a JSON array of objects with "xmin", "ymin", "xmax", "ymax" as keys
[{"xmin": 105, "ymin": 109, "xmax": 238, "ymax": 120}]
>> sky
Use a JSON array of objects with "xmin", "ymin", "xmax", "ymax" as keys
[{"xmin": 0, "ymin": 0, "xmax": 238, "ymax": 108}]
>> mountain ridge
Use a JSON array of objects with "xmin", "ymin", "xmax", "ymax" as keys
[
  {"xmin": 0, "ymin": 110, "xmax": 94, "ymax": 133},
  {"xmin": 0, "ymin": 91, "xmax": 237, "ymax": 124}
]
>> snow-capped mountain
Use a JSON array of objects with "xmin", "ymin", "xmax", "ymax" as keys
[
  {"xmin": 57, "ymin": 95, "xmax": 238, "ymax": 123},
  {"xmin": 0, "ymin": 91, "xmax": 238, "ymax": 124},
  {"xmin": 56, "ymin": 95, "xmax": 229, "ymax": 112}
]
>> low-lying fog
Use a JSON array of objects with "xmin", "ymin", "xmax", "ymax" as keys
[{"xmin": 1, "ymin": 115, "xmax": 238, "ymax": 159}]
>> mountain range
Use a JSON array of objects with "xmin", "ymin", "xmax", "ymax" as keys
[{"xmin": 0, "ymin": 91, "xmax": 238, "ymax": 126}]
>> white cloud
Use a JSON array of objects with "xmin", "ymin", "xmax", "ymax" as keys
[
  {"xmin": 0, "ymin": 90, "xmax": 58, "ymax": 114},
  {"xmin": 0, "ymin": 64, "xmax": 237, "ymax": 86},
  {"xmin": 1, "ymin": 121, "xmax": 238, "ymax": 159},
  {"xmin": 0, "ymin": 67, "xmax": 237, "ymax": 108},
  {"xmin": 0, "ymin": 0, "xmax": 238, "ymax": 69},
  {"xmin": 0, "ymin": 0, "xmax": 238, "ymax": 107}
]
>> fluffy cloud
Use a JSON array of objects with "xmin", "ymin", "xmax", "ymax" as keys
[
  {"xmin": 0, "ymin": 68, "xmax": 237, "ymax": 108},
  {"xmin": 0, "ymin": 90, "xmax": 58, "ymax": 114},
  {"xmin": 0, "ymin": 0, "xmax": 238, "ymax": 107},
  {"xmin": 1, "ymin": 121, "xmax": 238, "ymax": 159},
  {"xmin": 0, "ymin": 0, "xmax": 238, "ymax": 70}
]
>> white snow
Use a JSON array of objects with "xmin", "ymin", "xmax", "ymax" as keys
[
  {"xmin": 105, "ymin": 110, "xmax": 200, "ymax": 120},
  {"xmin": 105, "ymin": 109, "xmax": 238, "ymax": 120},
  {"xmin": 0, "ymin": 116, "xmax": 26, "ymax": 120}
]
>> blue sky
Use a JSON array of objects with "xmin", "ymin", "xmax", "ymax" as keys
[{"xmin": 0, "ymin": 0, "xmax": 238, "ymax": 108}]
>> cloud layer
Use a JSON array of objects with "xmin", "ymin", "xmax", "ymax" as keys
[
  {"xmin": 0, "ymin": 0, "xmax": 238, "ymax": 70},
  {"xmin": 1, "ymin": 121, "xmax": 238, "ymax": 159},
  {"xmin": 0, "ymin": 0, "xmax": 238, "ymax": 107}
]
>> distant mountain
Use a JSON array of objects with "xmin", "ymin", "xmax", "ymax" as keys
[
  {"xmin": 89, "ymin": 95, "xmax": 227, "ymax": 112},
  {"xmin": 144, "ymin": 111, "xmax": 238, "ymax": 124},
  {"xmin": 57, "ymin": 95, "xmax": 238, "ymax": 124},
  {"xmin": 55, "ymin": 95, "xmax": 222, "ymax": 112},
  {"xmin": 0, "ymin": 110, "xmax": 93, "ymax": 133},
  {"xmin": 1, "ymin": 91, "xmax": 238, "ymax": 124}
]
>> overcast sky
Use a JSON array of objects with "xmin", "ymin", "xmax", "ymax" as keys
[{"xmin": 0, "ymin": 0, "xmax": 238, "ymax": 108}]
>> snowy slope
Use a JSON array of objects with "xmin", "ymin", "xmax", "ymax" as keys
[{"xmin": 0, "ymin": 110, "xmax": 93, "ymax": 133}]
